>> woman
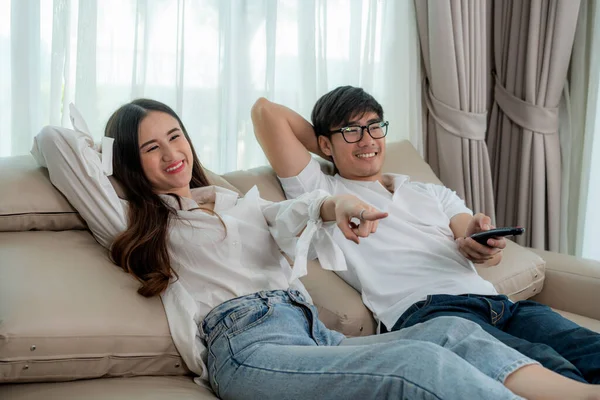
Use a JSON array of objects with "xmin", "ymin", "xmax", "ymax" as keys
[{"xmin": 32, "ymin": 99, "xmax": 600, "ymax": 400}]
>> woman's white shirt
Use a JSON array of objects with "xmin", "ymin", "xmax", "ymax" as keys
[{"xmin": 31, "ymin": 126, "xmax": 347, "ymax": 384}]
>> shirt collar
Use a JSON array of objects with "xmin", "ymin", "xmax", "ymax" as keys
[{"xmin": 158, "ymin": 185, "xmax": 240, "ymax": 211}]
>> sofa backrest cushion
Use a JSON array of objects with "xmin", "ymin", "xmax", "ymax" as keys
[
  {"xmin": 0, "ymin": 155, "xmax": 88, "ymax": 232},
  {"xmin": 0, "ymin": 153, "xmax": 240, "ymax": 232}
]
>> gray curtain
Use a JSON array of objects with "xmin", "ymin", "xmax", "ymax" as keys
[
  {"xmin": 415, "ymin": 0, "xmax": 496, "ymax": 219},
  {"xmin": 487, "ymin": 0, "xmax": 581, "ymax": 251}
]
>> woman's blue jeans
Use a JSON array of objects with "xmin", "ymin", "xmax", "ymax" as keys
[
  {"xmin": 388, "ymin": 294, "xmax": 600, "ymax": 384},
  {"xmin": 200, "ymin": 289, "xmax": 535, "ymax": 400}
]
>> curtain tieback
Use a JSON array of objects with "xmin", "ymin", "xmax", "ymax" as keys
[
  {"xmin": 423, "ymin": 81, "xmax": 487, "ymax": 141},
  {"xmin": 494, "ymin": 79, "xmax": 559, "ymax": 134}
]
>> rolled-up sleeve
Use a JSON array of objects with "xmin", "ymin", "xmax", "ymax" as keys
[
  {"xmin": 31, "ymin": 125, "xmax": 127, "ymax": 249},
  {"xmin": 427, "ymin": 183, "xmax": 473, "ymax": 219},
  {"xmin": 259, "ymin": 189, "xmax": 347, "ymax": 283}
]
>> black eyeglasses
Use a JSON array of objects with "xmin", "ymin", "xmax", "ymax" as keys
[{"xmin": 329, "ymin": 121, "xmax": 389, "ymax": 143}]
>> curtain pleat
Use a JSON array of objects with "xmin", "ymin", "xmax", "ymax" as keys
[
  {"xmin": 415, "ymin": 0, "xmax": 495, "ymax": 220},
  {"xmin": 487, "ymin": 0, "xmax": 581, "ymax": 251}
]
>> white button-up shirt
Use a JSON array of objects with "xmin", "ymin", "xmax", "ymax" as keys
[
  {"xmin": 280, "ymin": 158, "xmax": 498, "ymax": 330},
  {"xmin": 32, "ymin": 126, "xmax": 346, "ymax": 386}
]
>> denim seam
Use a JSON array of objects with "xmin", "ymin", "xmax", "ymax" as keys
[
  {"xmin": 399, "ymin": 297, "xmax": 432, "ymax": 330},
  {"xmin": 232, "ymin": 361, "xmax": 445, "ymax": 400},
  {"xmin": 399, "ymin": 311, "xmax": 419, "ymax": 330},
  {"xmin": 496, "ymin": 302, "xmax": 505, "ymax": 323},
  {"xmin": 206, "ymin": 323, "xmax": 227, "ymax": 347},
  {"xmin": 483, "ymin": 298, "xmax": 500, "ymax": 325},
  {"xmin": 491, "ymin": 301, "xmax": 506, "ymax": 325},
  {"xmin": 493, "ymin": 358, "xmax": 540, "ymax": 383},
  {"xmin": 207, "ymin": 346, "xmax": 220, "ymax": 394}
]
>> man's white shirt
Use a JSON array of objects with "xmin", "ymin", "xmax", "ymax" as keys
[{"xmin": 279, "ymin": 158, "xmax": 498, "ymax": 329}]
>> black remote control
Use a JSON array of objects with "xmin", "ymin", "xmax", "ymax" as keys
[{"xmin": 470, "ymin": 227, "xmax": 525, "ymax": 246}]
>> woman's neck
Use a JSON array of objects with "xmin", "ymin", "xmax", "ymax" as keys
[{"xmin": 157, "ymin": 186, "xmax": 192, "ymax": 200}]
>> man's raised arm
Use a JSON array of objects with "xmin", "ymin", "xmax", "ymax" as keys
[{"xmin": 252, "ymin": 98, "xmax": 326, "ymax": 178}]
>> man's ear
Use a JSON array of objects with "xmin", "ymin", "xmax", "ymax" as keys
[{"xmin": 318, "ymin": 136, "xmax": 333, "ymax": 157}]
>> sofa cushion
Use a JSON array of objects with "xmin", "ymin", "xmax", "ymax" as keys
[
  {"xmin": 0, "ymin": 231, "xmax": 188, "ymax": 383},
  {"xmin": 0, "ymin": 156, "xmax": 87, "ymax": 232},
  {"xmin": 476, "ymin": 240, "xmax": 545, "ymax": 301},
  {"xmin": 303, "ymin": 261, "xmax": 377, "ymax": 336},
  {"xmin": 0, "ymin": 154, "xmax": 240, "ymax": 232},
  {"xmin": 223, "ymin": 165, "xmax": 285, "ymax": 202},
  {"xmin": 0, "ymin": 375, "xmax": 216, "ymax": 400}
]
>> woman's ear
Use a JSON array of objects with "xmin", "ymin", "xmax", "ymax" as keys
[{"xmin": 318, "ymin": 136, "xmax": 333, "ymax": 157}]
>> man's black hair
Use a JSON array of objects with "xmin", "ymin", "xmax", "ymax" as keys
[{"xmin": 311, "ymin": 86, "xmax": 384, "ymax": 137}]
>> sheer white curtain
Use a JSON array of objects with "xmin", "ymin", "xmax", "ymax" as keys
[
  {"xmin": 0, "ymin": 0, "xmax": 422, "ymax": 173},
  {"xmin": 562, "ymin": 0, "xmax": 600, "ymax": 261}
]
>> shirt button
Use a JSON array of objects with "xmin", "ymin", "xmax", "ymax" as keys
[{"xmin": 232, "ymin": 241, "xmax": 238, "ymax": 246}]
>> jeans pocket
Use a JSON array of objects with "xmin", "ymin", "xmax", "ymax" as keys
[
  {"xmin": 225, "ymin": 302, "xmax": 274, "ymax": 363},
  {"xmin": 227, "ymin": 302, "xmax": 274, "ymax": 339}
]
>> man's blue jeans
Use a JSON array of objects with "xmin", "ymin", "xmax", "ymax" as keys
[
  {"xmin": 201, "ymin": 289, "xmax": 533, "ymax": 400},
  {"xmin": 387, "ymin": 294, "xmax": 600, "ymax": 384}
]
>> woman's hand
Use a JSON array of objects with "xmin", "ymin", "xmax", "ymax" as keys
[
  {"xmin": 321, "ymin": 195, "xmax": 388, "ymax": 244},
  {"xmin": 455, "ymin": 213, "xmax": 506, "ymax": 265}
]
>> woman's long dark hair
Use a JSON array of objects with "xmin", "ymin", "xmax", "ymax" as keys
[{"xmin": 106, "ymin": 99, "xmax": 210, "ymax": 297}]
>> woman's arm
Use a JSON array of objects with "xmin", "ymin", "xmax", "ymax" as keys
[
  {"xmin": 258, "ymin": 190, "xmax": 387, "ymax": 282},
  {"xmin": 31, "ymin": 126, "xmax": 127, "ymax": 249}
]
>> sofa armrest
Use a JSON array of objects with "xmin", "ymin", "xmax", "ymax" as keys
[{"xmin": 529, "ymin": 248, "xmax": 600, "ymax": 321}]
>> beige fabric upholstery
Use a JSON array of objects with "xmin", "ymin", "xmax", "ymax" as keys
[
  {"xmin": 0, "ymin": 155, "xmax": 86, "ymax": 232},
  {"xmin": 382, "ymin": 141, "xmax": 443, "ymax": 184},
  {"xmin": 223, "ymin": 165, "xmax": 285, "ymax": 202},
  {"xmin": 530, "ymin": 248, "xmax": 600, "ymax": 321},
  {"xmin": 0, "ymin": 376, "xmax": 215, "ymax": 400},
  {"xmin": 0, "ymin": 231, "xmax": 188, "ymax": 383},
  {"xmin": 302, "ymin": 261, "xmax": 377, "ymax": 337},
  {"xmin": 476, "ymin": 240, "xmax": 545, "ymax": 301}
]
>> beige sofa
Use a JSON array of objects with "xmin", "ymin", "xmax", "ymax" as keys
[{"xmin": 1, "ymin": 140, "xmax": 599, "ymax": 399}]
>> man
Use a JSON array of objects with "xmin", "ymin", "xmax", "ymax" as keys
[{"xmin": 251, "ymin": 86, "xmax": 600, "ymax": 384}]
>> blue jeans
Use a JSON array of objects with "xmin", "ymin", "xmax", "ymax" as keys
[
  {"xmin": 387, "ymin": 294, "xmax": 600, "ymax": 384},
  {"xmin": 201, "ymin": 289, "xmax": 534, "ymax": 400}
]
